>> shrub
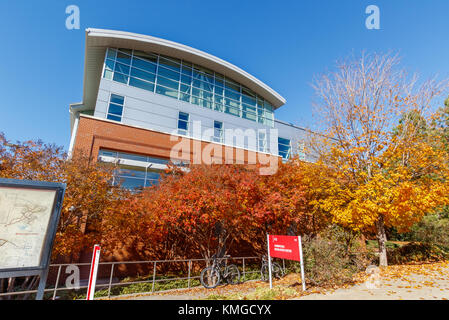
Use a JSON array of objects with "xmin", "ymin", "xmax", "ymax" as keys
[
  {"xmin": 387, "ymin": 242, "xmax": 449, "ymax": 265},
  {"xmin": 294, "ymin": 226, "xmax": 375, "ymax": 286},
  {"xmin": 404, "ymin": 214, "xmax": 449, "ymax": 249}
]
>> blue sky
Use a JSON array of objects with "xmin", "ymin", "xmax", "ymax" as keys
[{"xmin": 1, "ymin": 0, "xmax": 449, "ymax": 150}]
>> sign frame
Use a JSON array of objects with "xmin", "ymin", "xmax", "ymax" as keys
[
  {"xmin": 0, "ymin": 178, "xmax": 66, "ymax": 300},
  {"xmin": 267, "ymin": 234, "xmax": 306, "ymax": 291},
  {"xmin": 86, "ymin": 244, "xmax": 101, "ymax": 300}
]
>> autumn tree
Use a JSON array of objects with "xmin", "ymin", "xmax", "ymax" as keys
[
  {"xmin": 310, "ymin": 52, "xmax": 449, "ymax": 266},
  {"xmin": 136, "ymin": 162, "xmax": 311, "ymax": 262},
  {"xmin": 0, "ymin": 133, "xmax": 130, "ymax": 260}
]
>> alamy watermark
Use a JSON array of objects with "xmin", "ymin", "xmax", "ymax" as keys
[
  {"xmin": 365, "ymin": 5, "xmax": 380, "ymax": 30},
  {"xmin": 169, "ymin": 121, "xmax": 280, "ymax": 175},
  {"xmin": 65, "ymin": 5, "xmax": 80, "ymax": 30}
]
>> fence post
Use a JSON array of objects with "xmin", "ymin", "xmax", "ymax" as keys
[
  {"xmin": 107, "ymin": 263, "xmax": 115, "ymax": 298},
  {"xmin": 187, "ymin": 260, "xmax": 192, "ymax": 289},
  {"xmin": 151, "ymin": 261, "xmax": 157, "ymax": 293},
  {"xmin": 242, "ymin": 258, "xmax": 246, "ymax": 280},
  {"xmin": 52, "ymin": 265, "xmax": 62, "ymax": 300}
]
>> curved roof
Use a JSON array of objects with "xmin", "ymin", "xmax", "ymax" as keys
[{"xmin": 70, "ymin": 28, "xmax": 286, "ymax": 131}]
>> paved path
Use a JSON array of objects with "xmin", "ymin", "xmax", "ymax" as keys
[{"xmin": 297, "ymin": 263, "xmax": 449, "ymax": 300}]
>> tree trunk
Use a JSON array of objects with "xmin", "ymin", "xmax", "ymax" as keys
[{"xmin": 375, "ymin": 215, "xmax": 388, "ymax": 266}]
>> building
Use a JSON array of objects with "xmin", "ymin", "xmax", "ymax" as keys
[{"xmin": 69, "ymin": 29, "xmax": 312, "ymax": 189}]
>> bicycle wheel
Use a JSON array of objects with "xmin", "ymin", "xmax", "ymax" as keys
[
  {"xmin": 225, "ymin": 264, "xmax": 240, "ymax": 285},
  {"xmin": 261, "ymin": 262, "xmax": 284, "ymax": 282},
  {"xmin": 261, "ymin": 264, "xmax": 269, "ymax": 281},
  {"xmin": 272, "ymin": 262, "xmax": 284, "ymax": 279},
  {"xmin": 200, "ymin": 266, "xmax": 221, "ymax": 289}
]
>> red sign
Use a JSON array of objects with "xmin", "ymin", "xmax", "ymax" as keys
[{"xmin": 268, "ymin": 235, "xmax": 301, "ymax": 261}]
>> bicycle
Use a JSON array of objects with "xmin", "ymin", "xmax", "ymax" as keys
[
  {"xmin": 200, "ymin": 254, "xmax": 241, "ymax": 289},
  {"xmin": 260, "ymin": 255, "xmax": 284, "ymax": 281}
]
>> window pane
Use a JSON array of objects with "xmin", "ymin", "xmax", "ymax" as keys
[
  {"xmin": 180, "ymin": 84, "xmax": 190, "ymax": 94},
  {"xmin": 114, "ymin": 62, "xmax": 130, "ymax": 75},
  {"xmin": 178, "ymin": 120, "xmax": 188, "ymax": 130},
  {"xmin": 225, "ymin": 89, "xmax": 240, "ymax": 101},
  {"xmin": 105, "ymin": 59, "xmax": 115, "ymax": 71},
  {"xmin": 129, "ymin": 77, "xmax": 155, "ymax": 92},
  {"xmin": 158, "ymin": 67, "xmax": 180, "ymax": 81},
  {"xmin": 106, "ymin": 48, "xmax": 117, "ymax": 59},
  {"xmin": 118, "ymin": 167, "xmax": 147, "ymax": 178},
  {"xmin": 110, "ymin": 94, "xmax": 124, "ymax": 105},
  {"xmin": 118, "ymin": 177, "xmax": 145, "ymax": 190},
  {"xmin": 131, "ymin": 68, "xmax": 156, "ymax": 83},
  {"xmin": 99, "ymin": 149, "xmax": 117, "ymax": 157},
  {"xmin": 214, "ymin": 103, "xmax": 224, "ymax": 112},
  {"xmin": 133, "ymin": 51, "xmax": 158, "ymax": 63},
  {"xmin": 159, "ymin": 56, "xmax": 181, "ymax": 72},
  {"xmin": 103, "ymin": 69, "xmax": 113, "ymax": 80},
  {"xmin": 116, "ymin": 52, "xmax": 131, "ymax": 65},
  {"xmin": 108, "ymin": 103, "xmax": 123, "ymax": 116},
  {"xmin": 225, "ymin": 80, "xmax": 240, "ymax": 92},
  {"xmin": 156, "ymin": 85, "xmax": 178, "ymax": 98},
  {"xmin": 118, "ymin": 153, "xmax": 148, "ymax": 162},
  {"xmin": 113, "ymin": 72, "xmax": 129, "ymax": 84},
  {"xmin": 157, "ymin": 76, "xmax": 179, "ymax": 90},
  {"xmin": 181, "ymin": 66, "xmax": 192, "ymax": 75},
  {"xmin": 278, "ymin": 137, "xmax": 291, "ymax": 146},
  {"xmin": 107, "ymin": 114, "xmax": 122, "ymax": 122},
  {"xmin": 242, "ymin": 93, "xmax": 256, "ymax": 106},
  {"xmin": 132, "ymin": 57, "xmax": 157, "ymax": 73},
  {"xmin": 179, "ymin": 112, "xmax": 189, "ymax": 121},
  {"xmin": 179, "ymin": 93, "xmax": 190, "ymax": 102},
  {"xmin": 181, "ymin": 75, "xmax": 191, "ymax": 85}
]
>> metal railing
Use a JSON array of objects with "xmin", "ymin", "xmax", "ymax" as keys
[{"xmin": 0, "ymin": 256, "xmax": 283, "ymax": 300}]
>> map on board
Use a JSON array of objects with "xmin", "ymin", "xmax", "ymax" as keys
[{"xmin": 0, "ymin": 187, "xmax": 57, "ymax": 270}]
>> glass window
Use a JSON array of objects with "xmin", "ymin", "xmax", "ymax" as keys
[
  {"xmin": 116, "ymin": 51, "xmax": 131, "ymax": 65},
  {"xmin": 110, "ymin": 94, "xmax": 124, "ymax": 105},
  {"xmin": 99, "ymin": 149, "xmax": 117, "ymax": 158},
  {"xmin": 159, "ymin": 56, "xmax": 181, "ymax": 71},
  {"xmin": 278, "ymin": 137, "xmax": 291, "ymax": 160},
  {"xmin": 129, "ymin": 78, "xmax": 155, "ymax": 92},
  {"xmin": 158, "ymin": 66, "xmax": 180, "ymax": 82},
  {"xmin": 107, "ymin": 94, "xmax": 124, "ymax": 122},
  {"xmin": 103, "ymin": 47, "xmax": 277, "ymax": 127},
  {"xmin": 157, "ymin": 76, "xmax": 179, "ymax": 90},
  {"xmin": 106, "ymin": 48, "xmax": 117, "ymax": 59},
  {"xmin": 225, "ymin": 98, "xmax": 240, "ymax": 116},
  {"xmin": 131, "ymin": 68, "xmax": 156, "ymax": 83},
  {"xmin": 181, "ymin": 74, "xmax": 191, "ymax": 85},
  {"xmin": 133, "ymin": 50, "xmax": 158, "ymax": 63},
  {"xmin": 258, "ymin": 130, "xmax": 267, "ymax": 152},
  {"xmin": 108, "ymin": 103, "xmax": 123, "ymax": 116},
  {"xmin": 156, "ymin": 85, "xmax": 178, "ymax": 98},
  {"xmin": 225, "ymin": 89, "xmax": 240, "ymax": 102},
  {"xmin": 117, "ymin": 152, "xmax": 148, "ymax": 162},
  {"xmin": 178, "ymin": 112, "xmax": 189, "ymax": 135},
  {"xmin": 132, "ymin": 57, "xmax": 157, "ymax": 73},
  {"xmin": 213, "ymin": 121, "xmax": 223, "ymax": 143},
  {"xmin": 113, "ymin": 72, "xmax": 129, "ymax": 84},
  {"xmin": 243, "ymin": 104, "xmax": 257, "ymax": 122}
]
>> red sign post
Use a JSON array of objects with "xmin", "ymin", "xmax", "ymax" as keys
[
  {"xmin": 86, "ymin": 244, "xmax": 101, "ymax": 300},
  {"xmin": 267, "ymin": 235, "xmax": 305, "ymax": 291}
]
